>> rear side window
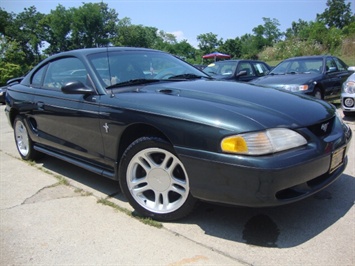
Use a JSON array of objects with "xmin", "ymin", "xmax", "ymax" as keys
[
  {"xmin": 31, "ymin": 66, "xmax": 47, "ymax": 87},
  {"xmin": 333, "ymin": 58, "xmax": 347, "ymax": 71},
  {"xmin": 253, "ymin": 63, "xmax": 269, "ymax": 76}
]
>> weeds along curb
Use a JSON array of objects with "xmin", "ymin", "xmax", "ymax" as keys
[{"xmin": 3, "ymin": 151, "xmax": 163, "ymax": 228}]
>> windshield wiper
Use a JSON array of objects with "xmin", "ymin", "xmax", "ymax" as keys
[
  {"xmin": 168, "ymin": 73, "xmax": 209, "ymax": 80},
  {"xmin": 106, "ymin": 79, "xmax": 160, "ymax": 89}
]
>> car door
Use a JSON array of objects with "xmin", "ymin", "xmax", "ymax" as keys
[
  {"xmin": 31, "ymin": 56, "xmax": 106, "ymax": 167},
  {"xmin": 323, "ymin": 57, "xmax": 347, "ymax": 100},
  {"xmin": 332, "ymin": 57, "xmax": 351, "ymax": 96}
]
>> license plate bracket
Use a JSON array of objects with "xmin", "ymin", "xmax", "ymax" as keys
[{"xmin": 329, "ymin": 147, "xmax": 346, "ymax": 173}]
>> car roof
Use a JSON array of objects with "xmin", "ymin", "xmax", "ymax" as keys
[
  {"xmin": 209, "ymin": 59, "xmax": 266, "ymax": 64},
  {"xmin": 283, "ymin": 55, "xmax": 333, "ymax": 61},
  {"xmin": 47, "ymin": 46, "xmax": 165, "ymax": 59}
]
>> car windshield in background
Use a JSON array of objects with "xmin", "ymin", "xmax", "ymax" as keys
[
  {"xmin": 204, "ymin": 62, "xmax": 236, "ymax": 76},
  {"xmin": 271, "ymin": 58, "xmax": 323, "ymax": 75},
  {"xmin": 203, "ymin": 60, "xmax": 271, "ymax": 83},
  {"xmin": 87, "ymin": 51, "xmax": 209, "ymax": 89}
]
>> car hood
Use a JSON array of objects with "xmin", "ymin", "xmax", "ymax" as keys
[
  {"xmin": 112, "ymin": 80, "xmax": 335, "ymax": 133},
  {"xmin": 252, "ymin": 73, "xmax": 320, "ymax": 87},
  {"xmin": 208, "ymin": 74, "xmax": 230, "ymax": 80}
]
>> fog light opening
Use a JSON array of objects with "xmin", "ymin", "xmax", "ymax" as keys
[{"xmin": 344, "ymin": 98, "xmax": 354, "ymax": 108}]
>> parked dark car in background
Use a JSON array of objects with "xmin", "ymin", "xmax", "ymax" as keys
[
  {"xmin": 0, "ymin": 76, "xmax": 24, "ymax": 104},
  {"xmin": 0, "ymin": 85, "xmax": 6, "ymax": 104},
  {"xmin": 252, "ymin": 55, "xmax": 353, "ymax": 101},
  {"xmin": 5, "ymin": 47, "xmax": 352, "ymax": 221},
  {"xmin": 193, "ymin": 64, "xmax": 206, "ymax": 71},
  {"xmin": 203, "ymin": 59, "xmax": 271, "ymax": 82},
  {"xmin": 341, "ymin": 72, "xmax": 355, "ymax": 116}
]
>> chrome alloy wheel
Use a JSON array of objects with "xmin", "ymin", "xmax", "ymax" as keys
[
  {"xmin": 15, "ymin": 119, "xmax": 30, "ymax": 157},
  {"xmin": 126, "ymin": 147, "xmax": 189, "ymax": 214}
]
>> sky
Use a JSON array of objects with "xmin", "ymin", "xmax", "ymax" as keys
[{"xmin": 1, "ymin": 0, "xmax": 354, "ymax": 48}]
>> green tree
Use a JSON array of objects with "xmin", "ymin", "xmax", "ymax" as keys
[
  {"xmin": 317, "ymin": 0, "xmax": 354, "ymax": 29},
  {"xmin": 70, "ymin": 2, "xmax": 118, "ymax": 48},
  {"xmin": 5, "ymin": 6, "xmax": 45, "ymax": 64},
  {"xmin": 219, "ymin": 38, "xmax": 241, "ymax": 59},
  {"xmin": 197, "ymin": 32, "xmax": 223, "ymax": 55},
  {"xmin": 252, "ymin": 18, "xmax": 282, "ymax": 47},
  {"xmin": 171, "ymin": 40, "xmax": 196, "ymax": 62},
  {"xmin": 0, "ymin": 37, "xmax": 28, "ymax": 83},
  {"xmin": 40, "ymin": 5, "xmax": 72, "ymax": 54},
  {"xmin": 114, "ymin": 17, "xmax": 159, "ymax": 48},
  {"xmin": 239, "ymin": 34, "xmax": 261, "ymax": 59},
  {"xmin": 0, "ymin": 8, "xmax": 12, "ymax": 35},
  {"xmin": 285, "ymin": 19, "xmax": 310, "ymax": 39}
]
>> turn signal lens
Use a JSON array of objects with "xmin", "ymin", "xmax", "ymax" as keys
[{"xmin": 221, "ymin": 136, "xmax": 248, "ymax": 153}]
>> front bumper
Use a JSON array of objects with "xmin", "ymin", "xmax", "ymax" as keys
[
  {"xmin": 176, "ymin": 122, "xmax": 352, "ymax": 207},
  {"xmin": 341, "ymin": 93, "xmax": 355, "ymax": 113}
]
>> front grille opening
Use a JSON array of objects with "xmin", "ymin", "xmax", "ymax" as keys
[
  {"xmin": 306, "ymin": 172, "xmax": 329, "ymax": 187},
  {"xmin": 276, "ymin": 173, "xmax": 329, "ymax": 200},
  {"xmin": 307, "ymin": 117, "xmax": 335, "ymax": 137},
  {"xmin": 275, "ymin": 188, "xmax": 305, "ymax": 200}
]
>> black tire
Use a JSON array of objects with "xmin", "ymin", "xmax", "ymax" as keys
[
  {"xmin": 13, "ymin": 116, "xmax": 39, "ymax": 160},
  {"xmin": 343, "ymin": 111, "xmax": 355, "ymax": 117},
  {"xmin": 119, "ymin": 136, "xmax": 196, "ymax": 221},
  {"xmin": 313, "ymin": 87, "xmax": 323, "ymax": 100}
]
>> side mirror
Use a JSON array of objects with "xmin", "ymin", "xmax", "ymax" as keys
[
  {"xmin": 348, "ymin": 66, "xmax": 355, "ymax": 72},
  {"xmin": 236, "ymin": 70, "xmax": 247, "ymax": 77},
  {"xmin": 326, "ymin": 66, "xmax": 337, "ymax": 73},
  {"xmin": 61, "ymin": 81, "xmax": 96, "ymax": 95}
]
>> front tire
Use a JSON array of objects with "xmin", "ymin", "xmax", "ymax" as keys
[
  {"xmin": 119, "ymin": 137, "xmax": 196, "ymax": 221},
  {"xmin": 14, "ymin": 116, "xmax": 39, "ymax": 160},
  {"xmin": 313, "ymin": 87, "xmax": 323, "ymax": 99}
]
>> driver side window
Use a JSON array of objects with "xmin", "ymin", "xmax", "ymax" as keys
[
  {"xmin": 237, "ymin": 62, "xmax": 254, "ymax": 77},
  {"xmin": 43, "ymin": 57, "xmax": 89, "ymax": 90},
  {"xmin": 326, "ymin": 58, "xmax": 337, "ymax": 72}
]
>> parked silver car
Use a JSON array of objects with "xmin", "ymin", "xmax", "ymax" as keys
[{"xmin": 341, "ymin": 72, "xmax": 355, "ymax": 116}]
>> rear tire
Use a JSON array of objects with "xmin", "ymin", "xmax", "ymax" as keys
[
  {"xmin": 14, "ymin": 116, "xmax": 39, "ymax": 160},
  {"xmin": 119, "ymin": 136, "xmax": 196, "ymax": 221}
]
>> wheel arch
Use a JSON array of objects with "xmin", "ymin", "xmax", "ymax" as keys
[
  {"xmin": 7, "ymin": 107, "xmax": 19, "ymax": 128},
  {"xmin": 313, "ymin": 83, "xmax": 324, "ymax": 99},
  {"xmin": 117, "ymin": 123, "xmax": 171, "ymax": 163}
]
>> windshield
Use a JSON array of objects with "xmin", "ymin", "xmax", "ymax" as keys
[
  {"xmin": 203, "ymin": 62, "xmax": 236, "ymax": 76},
  {"xmin": 88, "ymin": 50, "xmax": 209, "ymax": 89},
  {"xmin": 271, "ymin": 58, "xmax": 323, "ymax": 74}
]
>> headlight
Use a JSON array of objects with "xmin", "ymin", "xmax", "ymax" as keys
[
  {"xmin": 221, "ymin": 128, "xmax": 307, "ymax": 155},
  {"xmin": 282, "ymin": 84, "xmax": 308, "ymax": 92},
  {"xmin": 342, "ymin": 81, "xmax": 355, "ymax": 94}
]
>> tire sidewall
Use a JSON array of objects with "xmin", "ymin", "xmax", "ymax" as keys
[
  {"xmin": 119, "ymin": 136, "xmax": 196, "ymax": 221},
  {"xmin": 14, "ymin": 116, "xmax": 37, "ymax": 161}
]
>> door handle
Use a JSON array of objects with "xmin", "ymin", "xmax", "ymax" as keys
[{"xmin": 37, "ymin": 102, "xmax": 45, "ymax": 110}]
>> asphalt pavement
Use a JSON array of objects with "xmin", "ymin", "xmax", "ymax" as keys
[{"xmin": 1, "ymin": 105, "xmax": 354, "ymax": 265}]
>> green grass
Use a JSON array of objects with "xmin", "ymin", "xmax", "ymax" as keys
[
  {"xmin": 341, "ymin": 55, "xmax": 355, "ymax": 66},
  {"xmin": 97, "ymin": 198, "xmax": 163, "ymax": 228}
]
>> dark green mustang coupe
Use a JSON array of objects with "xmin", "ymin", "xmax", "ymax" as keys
[{"xmin": 5, "ymin": 47, "xmax": 352, "ymax": 221}]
